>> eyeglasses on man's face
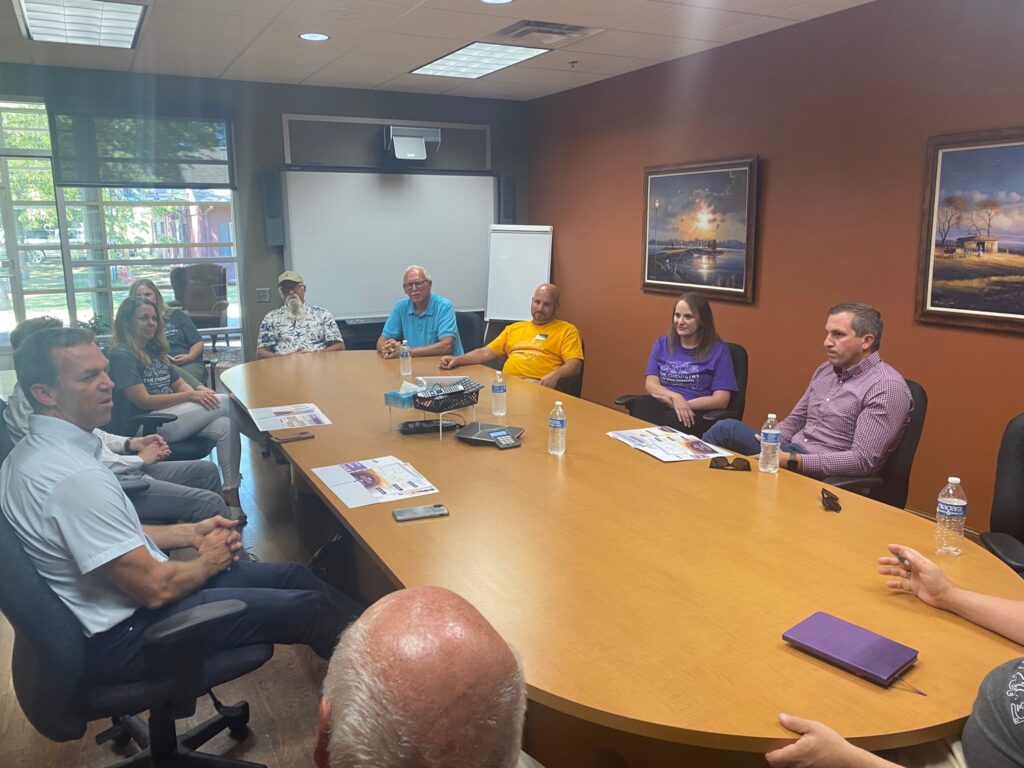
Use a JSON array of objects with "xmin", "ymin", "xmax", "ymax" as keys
[
  {"xmin": 280, "ymin": 282, "xmax": 304, "ymax": 294},
  {"xmin": 403, "ymin": 279, "xmax": 429, "ymax": 291}
]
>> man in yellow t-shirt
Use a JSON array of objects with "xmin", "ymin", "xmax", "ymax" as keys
[{"xmin": 439, "ymin": 283, "xmax": 584, "ymax": 389}]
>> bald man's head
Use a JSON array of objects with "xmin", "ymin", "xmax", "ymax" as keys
[
  {"xmin": 530, "ymin": 283, "xmax": 559, "ymax": 325},
  {"xmin": 318, "ymin": 587, "xmax": 525, "ymax": 768}
]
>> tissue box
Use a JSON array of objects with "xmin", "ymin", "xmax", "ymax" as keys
[{"xmin": 384, "ymin": 389, "xmax": 416, "ymax": 409}]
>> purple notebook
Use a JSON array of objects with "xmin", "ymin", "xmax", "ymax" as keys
[{"xmin": 782, "ymin": 612, "xmax": 918, "ymax": 687}]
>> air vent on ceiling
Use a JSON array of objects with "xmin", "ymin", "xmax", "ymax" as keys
[{"xmin": 486, "ymin": 20, "xmax": 602, "ymax": 50}]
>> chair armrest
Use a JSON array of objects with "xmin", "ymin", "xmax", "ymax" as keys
[
  {"xmin": 980, "ymin": 532, "xmax": 1024, "ymax": 574},
  {"xmin": 144, "ymin": 599, "xmax": 248, "ymax": 646},
  {"xmin": 614, "ymin": 394, "xmax": 643, "ymax": 408},
  {"xmin": 701, "ymin": 409, "xmax": 739, "ymax": 423},
  {"xmin": 823, "ymin": 475, "xmax": 884, "ymax": 496},
  {"xmin": 131, "ymin": 412, "xmax": 178, "ymax": 435},
  {"xmin": 118, "ymin": 477, "xmax": 151, "ymax": 496}
]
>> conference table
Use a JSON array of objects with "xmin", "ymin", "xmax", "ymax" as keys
[{"xmin": 222, "ymin": 351, "xmax": 1024, "ymax": 767}]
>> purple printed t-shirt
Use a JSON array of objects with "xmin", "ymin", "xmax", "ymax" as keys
[{"xmin": 645, "ymin": 337, "xmax": 737, "ymax": 401}]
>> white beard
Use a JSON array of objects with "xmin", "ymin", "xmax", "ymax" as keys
[{"xmin": 285, "ymin": 295, "xmax": 304, "ymax": 318}]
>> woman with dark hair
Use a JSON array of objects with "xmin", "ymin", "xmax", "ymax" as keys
[
  {"xmin": 107, "ymin": 296, "xmax": 245, "ymax": 508},
  {"xmin": 129, "ymin": 278, "xmax": 207, "ymax": 386},
  {"xmin": 630, "ymin": 292, "xmax": 737, "ymax": 437}
]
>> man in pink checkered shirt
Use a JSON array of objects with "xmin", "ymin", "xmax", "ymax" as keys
[{"xmin": 703, "ymin": 302, "xmax": 912, "ymax": 478}]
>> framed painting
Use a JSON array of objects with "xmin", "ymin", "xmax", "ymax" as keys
[
  {"xmin": 642, "ymin": 156, "xmax": 758, "ymax": 303},
  {"xmin": 917, "ymin": 128, "xmax": 1024, "ymax": 332}
]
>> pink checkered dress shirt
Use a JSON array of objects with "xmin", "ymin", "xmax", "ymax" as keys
[{"xmin": 778, "ymin": 352, "xmax": 912, "ymax": 478}]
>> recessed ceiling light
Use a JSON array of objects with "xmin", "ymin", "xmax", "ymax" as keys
[
  {"xmin": 16, "ymin": 0, "xmax": 146, "ymax": 49},
  {"xmin": 481, "ymin": 0, "xmax": 515, "ymax": 5},
  {"xmin": 299, "ymin": 32, "xmax": 330, "ymax": 42},
  {"xmin": 412, "ymin": 42, "xmax": 548, "ymax": 79}
]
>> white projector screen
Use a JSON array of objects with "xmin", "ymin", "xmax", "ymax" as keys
[{"xmin": 282, "ymin": 170, "xmax": 496, "ymax": 320}]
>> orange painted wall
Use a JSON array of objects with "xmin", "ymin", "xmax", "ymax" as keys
[{"xmin": 527, "ymin": 0, "xmax": 1024, "ymax": 529}]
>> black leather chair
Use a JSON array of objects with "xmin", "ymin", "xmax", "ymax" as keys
[
  {"xmin": 169, "ymin": 264, "xmax": 228, "ymax": 349},
  {"xmin": 130, "ymin": 411, "xmax": 216, "ymax": 462},
  {"xmin": 980, "ymin": 414, "xmax": 1024, "ymax": 573},
  {"xmin": 0, "ymin": 511, "xmax": 274, "ymax": 767},
  {"xmin": 825, "ymin": 379, "xmax": 928, "ymax": 510},
  {"xmin": 614, "ymin": 341, "xmax": 749, "ymax": 428},
  {"xmin": 455, "ymin": 311, "xmax": 484, "ymax": 353}
]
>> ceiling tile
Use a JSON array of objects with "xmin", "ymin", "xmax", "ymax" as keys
[
  {"xmin": 374, "ymin": 73, "xmax": 465, "ymax": 94},
  {"xmin": 538, "ymin": 0, "xmax": 675, "ymax": 29},
  {"xmin": 149, "ymin": 0, "xmax": 292, "ymax": 17},
  {"xmin": 443, "ymin": 79, "xmax": 536, "ymax": 99},
  {"xmin": 301, "ymin": 68, "xmax": 397, "ymax": 89},
  {"xmin": 279, "ymin": 0, "xmax": 411, "ymax": 31},
  {"xmin": 563, "ymin": 29, "xmax": 718, "ymax": 60},
  {"xmin": 482, "ymin": 66, "xmax": 604, "ymax": 88},
  {"xmin": 220, "ymin": 58, "xmax": 324, "ymax": 83},
  {"xmin": 248, "ymin": 19, "xmax": 371, "ymax": 59},
  {"xmin": 623, "ymin": 4, "xmax": 760, "ymax": 37},
  {"xmin": 144, "ymin": 6, "xmax": 268, "ymax": 43},
  {"xmin": 28, "ymin": 43, "xmax": 135, "ymax": 70},
  {"xmin": 421, "ymin": 0, "xmax": 555, "ymax": 15},
  {"xmin": 382, "ymin": 7, "xmax": 518, "ymax": 40},
  {"xmin": 703, "ymin": 14, "xmax": 795, "ymax": 43},
  {"xmin": 131, "ymin": 51, "xmax": 237, "ymax": 79},
  {"xmin": 0, "ymin": 35, "xmax": 32, "ymax": 64},
  {"xmin": 518, "ymin": 48, "xmax": 659, "ymax": 77},
  {"xmin": 671, "ymin": 0, "xmax": 809, "ymax": 12},
  {"xmin": 773, "ymin": 0, "xmax": 877, "ymax": 22},
  {"xmin": 353, "ymin": 32, "xmax": 466, "ymax": 59}
]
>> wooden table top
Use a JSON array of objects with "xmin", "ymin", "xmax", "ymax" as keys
[{"xmin": 222, "ymin": 351, "xmax": 1024, "ymax": 753}]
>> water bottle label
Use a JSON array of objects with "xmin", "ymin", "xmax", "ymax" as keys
[
  {"xmin": 760, "ymin": 431, "xmax": 781, "ymax": 445},
  {"xmin": 937, "ymin": 501, "xmax": 966, "ymax": 519},
  {"xmin": 492, "ymin": 383, "xmax": 505, "ymax": 393},
  {"xmin": 549, "ymin": 417, "xmax": 566, "ymax": 429}
]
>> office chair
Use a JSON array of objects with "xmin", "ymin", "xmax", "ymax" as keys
[
  {"xmin": 0, "ymin": 512, "xmax": 274, "ymax": 767},
  {"xmin": 169, "ymin": 264, "xmax": 229, "ymax": 349},
  {"xmin": 455, "ymin": 311, "xmax": 484, "ymax": 352},
  {"xmin": 824, "ymin": 379, "xmax": 928, "ymax": 510},
  {"xmin": 614, "ymin": 342, "xmax": 749, "ymax": 429},
  {"xmin": 980, "ymin": 413, "xmax": 1024, "ymax": 574}
]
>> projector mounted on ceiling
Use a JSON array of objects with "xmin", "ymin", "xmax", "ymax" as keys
[{"xmin": 386, "ymin": 126, "xmax": 441, "ymax": 161}]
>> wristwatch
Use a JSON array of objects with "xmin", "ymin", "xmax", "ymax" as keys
[
  {"xmin": 786, "ymin": 454, "xmax": 800, "ymax": 472},
  {"xmin": 124, "ymin": 438, "xmax": 132, "ymax": 454}
]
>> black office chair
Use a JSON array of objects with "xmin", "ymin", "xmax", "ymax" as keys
[
  {"xmin": 825, "ymin": 379, "xmax": 928, "ymax": 510},
  {"xmin": 614, "ymin": 342, "xmax": 749, "ymax": 429},
  {"xmin": 0, "ymin": 512, "xmax": 274, "ymax": 767},
  {"xmin": 455, "ymin": 311, "xmax": 484, "ymax": 352},
  {"xmin": 130, "ymin": 411, "xmax": 216, "ymax": 462},
  {"xmin": 980, "ymin": 414, "xmax": 1024, "ymax": 573}
]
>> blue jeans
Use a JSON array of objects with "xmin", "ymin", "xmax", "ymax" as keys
[
  {"xmin": 86, "ymin": 562, "xmax": 363, "ymax": 685},
  {"xmin": 703, "ymin": 419, "xmax": 809, "ymax": 456}
]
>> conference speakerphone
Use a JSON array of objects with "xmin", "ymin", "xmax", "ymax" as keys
[
  {"xmin": 398, "ymin": 419, "xmax": 460, "ymax": 435},
  {"xmin": 455, "ymin": 422, "xmax": 525, "ymax": 449}
]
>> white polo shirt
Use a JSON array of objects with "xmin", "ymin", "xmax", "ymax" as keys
[{"xmin": 1, "ymin": 414, "xmax": 167, "ymax": 636}]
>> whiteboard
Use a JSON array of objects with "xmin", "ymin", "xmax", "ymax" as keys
[
  {"xmin": 282, "ymin": 171, "xmax": 495, "ymax": 319},
  {"xmin": 485, "ymin": 225, "xmax": 553, "ymax": 322}
]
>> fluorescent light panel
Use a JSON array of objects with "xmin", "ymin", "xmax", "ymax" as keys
[
  {"xmin": 412, "ymin": 42, "xmax": 548, "ymax": 79},
  {"xmin": 18, "ymin": 0, "xmax": 145, "ymax": 48}
]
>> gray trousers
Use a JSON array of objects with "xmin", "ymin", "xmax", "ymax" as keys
[{"xmin": 123, "ymin": 460, "xmax": 227, "ymax": 525}]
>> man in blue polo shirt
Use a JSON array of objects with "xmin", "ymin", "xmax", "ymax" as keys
[{"xmin": 376, "ymin": 265, "xmax": 464, "ymax": 358}]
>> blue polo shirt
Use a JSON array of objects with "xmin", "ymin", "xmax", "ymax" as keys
[{"xmin": 382, "ymin": 293, "xmax": 464, "ymax": 355}]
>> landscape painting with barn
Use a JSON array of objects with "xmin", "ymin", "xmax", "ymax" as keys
[{"xmin": 919, "ymin": 132, "xmax": 1024, "ymax": 330}]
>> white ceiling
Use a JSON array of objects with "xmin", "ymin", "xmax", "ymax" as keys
[{"xmin": 0, "ymin": 0, "xmax": 877, "ymax": 101}]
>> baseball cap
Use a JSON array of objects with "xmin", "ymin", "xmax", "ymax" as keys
[{"xmin": 278, "ymin": 270, "xmax": 304, "ymax": 285}]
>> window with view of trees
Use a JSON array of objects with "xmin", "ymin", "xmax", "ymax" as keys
[{"xmin": 0, "ymin": 100, "xmax": 240, "ymax": 346}]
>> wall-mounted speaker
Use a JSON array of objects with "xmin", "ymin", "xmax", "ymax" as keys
[{"xmin": 262, "ymin": 168, "xmax": 285, "ymax": 247}]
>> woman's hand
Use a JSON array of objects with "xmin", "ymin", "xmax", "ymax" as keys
[{"xmin": 190, "ymin": 388, "xmax": 221, "ymax": 410}]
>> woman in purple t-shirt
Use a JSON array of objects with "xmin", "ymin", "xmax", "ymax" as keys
[{"xmin": 631, "ymin": 292, "xmax": 737, "ymax": 437}]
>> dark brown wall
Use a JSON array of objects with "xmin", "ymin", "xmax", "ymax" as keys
[{"xmin": 527, "ymin": 0, "xmax": 1024, "ymax": 529}]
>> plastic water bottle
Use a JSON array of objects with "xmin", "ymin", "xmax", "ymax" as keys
[
  {"xmin": 548, "ymin": 401, "xmax": 566, "ymax": 456},
  {"xmin": 399, "ymin": 340, "xmax": 412, "ymax": 376},
  {"xmin": 491, "ymin": 371, "xmax": 507, "ymax": 416},
  {"xmin": 759, "ymin": 413, "xmax": 781, "ymax": 473},
  {"xmin": 935, "ymin": 477, "xmax": 967, "ymax": 556}
]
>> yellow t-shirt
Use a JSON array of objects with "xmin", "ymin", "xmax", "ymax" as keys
[{"xmin": 487, "ymin": 319, "xmax": 584, "ymax": 379}]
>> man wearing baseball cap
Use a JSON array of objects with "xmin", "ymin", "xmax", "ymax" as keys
[{"xmin": 255, "ymin": 271, "xmax": 345, "ymax": 359}]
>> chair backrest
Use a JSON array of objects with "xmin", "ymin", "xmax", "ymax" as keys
[
  {"xmin": 0, "ymin": 512, "xmax": 89, "ymax": 741},
  {"xmin": 990, "ymin": 413, "xmax": 1024, "ymax": 539},
  {"xmin": 169, "ymin": 264, "xmax": 227, "ymax": 328},
  {"xmin": 873, "ymin": 379, "xmax": 928, "ymax": 509},
  {"xmin": 724, "ymin": 342, "xmax": 748, "ymax": 422},
  {"xmin": 0, "ymin": 399, "xmax": 16, "ymax": 465},
  {"xmin": 554, "ymin": 337, "xmax": 585, "ymax": 399},
  {"xmin": 455, "ymin": 311, "xmax": 484, "ymax": 352}
]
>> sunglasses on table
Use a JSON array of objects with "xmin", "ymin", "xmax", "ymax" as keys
[
  {"xmin": 709, "ymin": 456, "xmax": 751, "ymax": 472},
  {"xmin": 820, "ymin": 488, "xmax": 842, "ymax": 512}
]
